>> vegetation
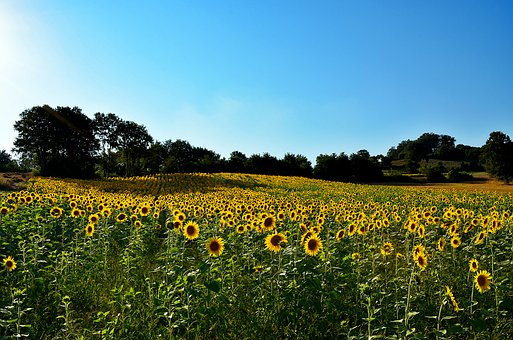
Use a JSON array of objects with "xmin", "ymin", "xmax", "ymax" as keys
[
  {"xmin": 9, "ymin": 104, "xmax": 512, "ymax": 182},
  {"xmin": 1, "ymin": 174, "xmax": 512, "ymax": 338},
  {"xmin": 480, "ymin": 132, "xmax": 513, "ymax": 184}
]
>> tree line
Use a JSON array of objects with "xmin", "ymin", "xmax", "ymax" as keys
[{"xmin": 3, "ymin": 105, "xmax": 513, "ymax": 183}]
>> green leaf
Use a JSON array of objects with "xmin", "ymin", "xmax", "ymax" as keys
[{"xmin": 204, "ymin": 279, "xmax": 222, "ymax": 293}]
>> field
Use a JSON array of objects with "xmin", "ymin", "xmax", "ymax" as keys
[{"xmin": 1, "ymin": 173, "xmax": 512, "ymax": 339}]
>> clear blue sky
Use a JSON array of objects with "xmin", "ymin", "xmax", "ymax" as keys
[{"xmin": 1, "ymin": 1, "xmax": 513, "ymax": 163}]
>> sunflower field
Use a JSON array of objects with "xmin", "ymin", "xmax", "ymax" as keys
[{"xmin": 1, "ymin": 173, "xmax": 512, "ymax": 339}]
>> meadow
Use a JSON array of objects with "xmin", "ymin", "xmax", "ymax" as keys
[{"xmin": 1, "ymin": 173, "xmax": 512, "ymax": 339}]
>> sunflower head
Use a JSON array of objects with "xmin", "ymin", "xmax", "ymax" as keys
[
  {"xmin": 3, "ymin": 256, "xmax": 17, "ymax": 272},
  {"xmin": 380, "ymin": 242, "xmax": 394, "ymax": 256},
  {"xmin": 469, "ymin": 259, "xmax": 479, "ymax": 272},
  {"xmin": 261, "ymin": 216, "xmax": 276, "ymax": 231},
  {"xmin": 183, "ymin": 221, "xmax": 200, "ymax": 240},
  {"xmin": 116, "ymin": 213, "xmax": 127, "ymax": 223},
  {"xmin": 85, "ymin": 224, "xmax": 95, "ymax": 237},
  {"xmin": 304, "ymin": 234, "xmax": 322, "ymax": 256},
  {"xmin": 415, "ymin": 252, "xmax": 428, "ymax": 270},
  {"xmin": 474, "ymin": 270, "xmax": 492, "ymax": 293},
  {"xmin": 265, "ymin": 232, "xmax": 287, "ymax": 252},
  {"xmin": 437, "ymin": 237, "xmax": 446, "ymax": 251},
  {"xmin": 450, "ymin": 236, "xmax": 461, "ymax": 249},
  {"xmin": 206, "ymin": 237, "xmax": 225, "ymax": 257},
  {"xmin": 88, "ymin": 214, "xmax": 100, "ymax": 224},
  {"xmin": 474, "ymin": 231, "xmax": 486, "ymax": 245}
]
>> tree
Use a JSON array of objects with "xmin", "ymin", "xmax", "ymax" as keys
[
  {"xmin": 93, "ymin": 112, "xmax": 123, "ymax": 176},
  {"xmin": 228, "ymin": 151, "xmax": 248, "ymax": 173},
  {"xmin": 115, "ymin": 120, "xmax": 153, "ymax": 176},
  {"xmin": 313, "ymin": 153, "xmax": 351, "ymax": 182},
  {"xmin": 280, "ymin": 153, "xmax": 313, "ymax": 177},
  {"xmin": 0, "ymin": 150, "xmax": 18, "ymax": 171},
  {"xmin": 349, "ymin": 150, "xmax": 383, "ymax": 182},
  {"xmin": 13, "ymin": 105, "xmax": 98, "ymax": 178},
  {"xmin": 247, "ymin": 153, "xmax": 281, "ymax": 175},
  {"xmin": 481, "ymin": 131, "xmax": 513, "ymax": 183}
]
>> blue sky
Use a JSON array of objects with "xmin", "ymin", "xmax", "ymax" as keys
[{"xmin": 1, "ymin": 1, "xmax": 513, "ymax": 163}]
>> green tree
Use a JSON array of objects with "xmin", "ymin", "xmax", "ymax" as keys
[
  {"xmin": 349, "ymin": 149, "xmax": 383, "ymax": 182},
  {"xmin": 13, "ymin": 105, "xmax": 98, "ymax": 178},
  {"xmin": 0, "ymin": 150, "xmax": 18, "ymax": 171},
  {"xmin": 281, "ymin": 153, "xmax": 313, "ymax": 177},
  {"xmin": 481, "ymin": 131, "xmax": 513, "ymax": 183},
  {"xmin": 115, "ymin": 120, "xmax": 153, "ymax": 176},
  {"xmin": 228, "ymin": 151, "xmax": 248, "ymax": 173},
  {"xmin": 313, "ymin": 153, "xmax": 351, "ymax": 182},
  {"xmin": 93, "ymin": 112, "xmax": 122, "ymax": 176}
]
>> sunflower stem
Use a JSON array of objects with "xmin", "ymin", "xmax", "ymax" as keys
[
  {"xmin": 404, "ymin": 264, "xmax": 416, "ymax": 333},
  {"xmin": 435, "ymin": 295, "xmax": 445, "ymax": 340},
  {"xmin": 470, "ymin": 283, "xmax": 474, "ymax": 315}
]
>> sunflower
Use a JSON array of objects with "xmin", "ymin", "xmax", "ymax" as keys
[
  {"xmin": 174, "ymin": 212, "xmax": 186, "ymax": 223},
  {"xmin": 236, "ymin": 225, "xmax": 246, "ymax": 234},
  {"xmin": 3, "ymin": 256, "xmax": 17, "ymax": 272},
  {"xmin": 116, "ymin": 213, "xmax": 127, "ymax": 223},
  {"xmin": 71, "ymin": 208, "xmax": 81, "ymax": 218},
  {"xmin": 474, "ymin": 231, "xmax": 486, "ymax": 245},
  {"xmin": 261, "ymin": 216, "xmax": 276, "ymax": 231},
  {"xmin": 351, "ymin": 252, "xmax": 360, "ymax": 260},
  {"xmin": 265, "ymin": 232, "xmax": 287, "ymax": 252},
  {"xmin": 412, "ymin": 244, "xmax": 425, "ymax": 259},
  {"xmin": 348, "ymin": 223, "xmax": 357, "ymax": 236},
  {"xmin": 134, "ymin": 220, "xmax": 142, "ymax": 228},
  {"xmin": 469, "ymin": 258, "xmax": 479, "ymax": 272},
  {"xmin": 173, "ymin": 220, "xmax": 182, "ymax": 232},
  {"xmin": 304, "ymin": 234, "xmax": 322, "ymax": 256},
  {"xmin": 299, "ymin": 223, "xmax": 308, "ymax": 233},
  {"xmin": 85, "ymin": 224, "xmax": 95, "ymax": 237},
  {"xmin": 407, "ymin": 221, "xmax": 417, "ymax": 233},
  {"xmin": 301, "ymin": 231, "xmax": 313, "ymax": 245},
  {"xmin": 474, "ymin": 270, "xmax": 492, "ymax": 293},
  {"xmin": 357, "ymin": 225, "xmax": 367, "ymax": 235},
  {"xmin": 205, "ymin": 237, "xmax": 225, "ymax": 257},
  {"xmin": 445, "ymin": 286, "xmax": 459, "ymax": 312},
  {"xmin": 139, "ymin": 205, "xmax": 151, "ymax": 217},
  {"xmin": 380, "ymin": 242, "xmax": 394, "ymax": 256},
  {"xmin": 50, "ymin": 207, "xmax": 63, "ymax": 218},
  {"xmin": 88, "ymin": 214, "xmax": 100, "ymax": 224},
  {"xmin": 336, "ymin": 229, "xmax": 345, "ymax": 241},
  {"xmin": 0, "ymin": 206, "xmax": 8, "ymax": 215},
  {"xmin": 437, "ymin": 237, "xmax": 446, "ymax": 251},
  {"xmin": 415, "ymin": 252, "xmax": 428, "ymax": 270},
  {"xmin": 183, "ymin": 221, "xmax": 200, "ymax": 240},
  {"xmin": 450, "ymin": 235, "xmax": 461, "ymax": 249},
  {"xmin": 417, "ymin": 225, "xmax": 425, "ymax": 238}
]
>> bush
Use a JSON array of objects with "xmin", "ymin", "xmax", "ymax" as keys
[
  {"xmin": 447, "ymin": 168, "xmax": 474, "ymax": 182},
  {"xmin": 419, "ymin": 163, "xmax": 446, "ymax": 182}
]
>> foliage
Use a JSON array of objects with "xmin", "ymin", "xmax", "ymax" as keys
[
  {"xmin": 419, "ymin": 162, "xmax": 446, "ymax": 182},
  {"xmin": 387, "ymin": 132, "xmax": 483, "ymax": 173},
  {"xmin": 480, "ymin": 131, "xmax": 513, "ymax": 183},
  {"xmin": 447, "ymin": 168, "xmax": 474, "ymax": 182},
  {"xmin": 13, "ymin": 105, "xmax": 99, "ymax": 178},
  {"xmin": 1, "ymin": 174, "xmax": 512, "ymax": 338},
  {"xmin": 0, "ymin": 150, "xmax": 19, "ymax": 172}
]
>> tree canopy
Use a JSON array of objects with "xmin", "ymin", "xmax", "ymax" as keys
[
  {"xmin": 13, "ymin": 105, "xmax": 98, "ymax": 178},
  {"xmin": 9, "ymin": 104, "xmax": 510, "ymax": 183},
  {"xmin": 480, "ymin": 131, "xmax": 513, "ymax": 183}
]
